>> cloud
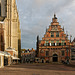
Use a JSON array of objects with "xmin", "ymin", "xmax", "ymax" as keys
[{"xmin": 16, "ymin": 0, "xmax": 75, "ymax": 49}]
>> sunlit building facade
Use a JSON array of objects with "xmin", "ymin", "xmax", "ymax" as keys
[{"xmin": 0, "ymin": 0, "xmax": 21, "ymax": 57}]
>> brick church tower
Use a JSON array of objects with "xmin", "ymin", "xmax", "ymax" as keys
[{"xmin": 36, "ymin": 14, "xmax": 70, "ymax": 63}]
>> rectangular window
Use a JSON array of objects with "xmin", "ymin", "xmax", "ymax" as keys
[
  {"xmin": 64, "ymin": 43, "xmax": 66, "ymax": 45},
  {"xmin": 46, "ymin": 43, "xmax": 50, "ymax": 46},
  {"xmin": 62, "ymin": 51, "xmax": 65, "ymax": 56},
  {"xmin": 59, "ymin": 43, "xmax": 61, "ymax": 46},
  {"xmin": 56, "ymin": 41, "xmax": 59, "ymax": 46},
  {"xmin": 51, "ymin": 41, "xmax": 54, "ymax": 43},
  {"xmin": 51, "ymin": 32, "xmax": 54, "ymax": 37},
  {"xmin": 61, "ymin": 40, "xmax": 65, "ymax": 45},
  {"xmin": 46, "ymin": 51, "xmax": 49, "ymax": 56},
  {"xmin": 51, "ymin": 41, "xmax": 55, "ymax": 46},
  {"xmin": 51, "ymin": 43, "xmax": 55, "ymax": 46},
  {"xmin": 56, "ymin": 32, "xmax": 59, "ymax": 37},
  {"xmin": 46, "ymin": 41, "xmax": 49, "ymax": 43},
  {"xmin": 44, "ymin": 43, "xmax": 46, "ymax": 46},
  {"xmin": 46, "ymin": 41, "xmax": 50, "ymax": 46}
]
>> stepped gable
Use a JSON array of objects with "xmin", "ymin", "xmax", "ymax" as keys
[{"xmin": 39, "ymin": 14, "xmax": 70, "ymax": 46}]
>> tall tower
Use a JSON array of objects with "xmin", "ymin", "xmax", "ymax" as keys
[
  {"xmin": 2, "ymin": 0, "xmax": 21, "ymax": 57},
  {"xmin": 36, "ymin": 35, "xmax": 39, "ymax": 57}
]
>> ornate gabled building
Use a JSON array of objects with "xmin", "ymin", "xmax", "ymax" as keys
[
  {"xmin": 0, "ymin": 0, "xmax": 21, "ymax": 58},
  {"xmin": 36, "ymin": 14, "xmax": 71, "ymax": 63}
]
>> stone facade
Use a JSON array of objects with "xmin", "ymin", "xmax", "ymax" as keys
[
  {"xmin": 36, "ymin": 14, "xmax": 71, "ymax": 63},
  {"xmin": 0, "ymin": 0, "xmax": 21, "ymax": 67},
  {"xmin": 0, "ymin": 51, "xmax": 12, "ymax": 68},
  {"xmin": 0, "ymin": 53, "xmax": 4, "ymax": 68},
  {"xmin": 1, "ymin": 0, "xmax": 21, "ymax": 57},
  {"xmin": 0, "ymin": 22, "xmax": 4, "ymax": 51}
]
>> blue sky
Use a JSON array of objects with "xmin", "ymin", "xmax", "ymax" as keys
[{"xmin": 16, "ymin": 0, "xmax": 75, "ymax": 49}]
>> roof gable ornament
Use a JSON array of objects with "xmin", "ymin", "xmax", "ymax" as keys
[{"xmin": 54, "ymin": 13, "xmax": 57, "ymax": 19}]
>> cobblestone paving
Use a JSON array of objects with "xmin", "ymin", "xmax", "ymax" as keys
[{"xmin": 0, "ymin": 63, "xmax": 75, "ymax": 75}]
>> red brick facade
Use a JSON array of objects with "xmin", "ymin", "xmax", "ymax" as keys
[{"xmin": 36, "ymin": 14, "xmax": 71, "ymax": 63}]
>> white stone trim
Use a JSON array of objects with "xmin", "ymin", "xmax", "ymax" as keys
[
  {"xmin": 50, "ymin": 43, "xmax": 51, "ymax": 46},
  {"xmin": 55, "ymin": 43, "xmax": 57, "ymax": 46},
  {"xmin": 0, "ymin": 22, "xmax": 4, "ymax": 24},
  {"xmin": 1, "ymin": 56, "xmax": 2, "ymax": 67},
  {"xmin": 5, "ymin": 50, "xmax": 16, "ymax": 52},
  {"xmin": 0, "ymin": 53, "xmax": 4, "ymax": 56}
]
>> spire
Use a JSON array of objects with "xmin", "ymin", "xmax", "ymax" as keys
[
  {"xmin": 70, "ymin": 35, "xmax": 72, "ymax": 43},
  {"xmin": 52, "ymin": 13, "xmax": 58, "ymax": 23},
  {"xmin": 54, "ymin": 14, "xmax": 56, "ymax": 18},
  {"xmin": 37, "ymin": 35, "xmax": 39, "ymax": 42},
  {"xmin": 66, "ymin": 31, "xmax": 69, "ymax": 38},
  {"xmin": 46, "ymin": 27, "xmax": 47, "ymax": 32},
  {"xmin": 54, "ymin": 13, "xmax": 57, "ymax": 19},
  {"xmin": 36, "ymin": 35, "xmax": 39, "ymax": 57},
  {"xmin": 63, "ymin": 26, "xmax": 64, "ymax": 31}
]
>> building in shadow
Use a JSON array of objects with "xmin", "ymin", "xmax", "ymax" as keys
[{"xmin": 21, "ymin": 48, "xmax": 36, "ymax": 63}]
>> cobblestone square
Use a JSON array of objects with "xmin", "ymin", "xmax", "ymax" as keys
[{"xmin": 0, "ymin": 63, "xmax": 75, "ymax": 75}]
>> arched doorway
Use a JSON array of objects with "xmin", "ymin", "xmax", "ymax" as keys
[
  {"xmin": 42, "ymin": 59, "xmax": 44, "ymax": 63},
  {"xmin": 53, "ymin": 54, "xmax": 58, "ymax": 62}
]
